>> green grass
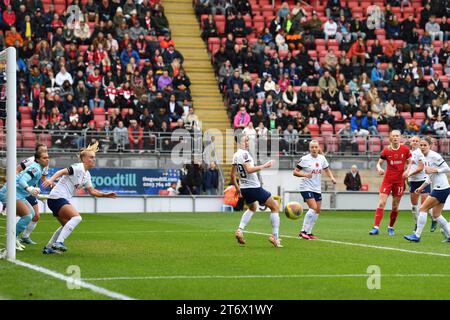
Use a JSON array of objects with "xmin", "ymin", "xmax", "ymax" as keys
[{"xmin": 1, "ymin": 211, "xmax": 450, "ymax": 300}]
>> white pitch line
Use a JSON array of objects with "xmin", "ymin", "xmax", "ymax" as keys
[
  {"xmin": 12, "ymin": 260, "xmax": 136, "ymax": 300},
  {"xmin": 246, "ymin": 231, "xmax": 450, "ymax": 258},
  {"xmin": 83, "ymin": 273, "xmax": 450, "ymax": 281},
  {"xmin": 31, "ymin": 230, "xmax": 230, "ymax": 235}
]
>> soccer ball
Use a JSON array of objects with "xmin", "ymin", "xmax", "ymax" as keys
[{"xmin": 284, "ymin": 201, "xmax": 303, "ymax": 220}]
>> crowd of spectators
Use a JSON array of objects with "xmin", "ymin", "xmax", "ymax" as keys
[
  {"xmin": 6, "ymin": 0, "xmax": 201, "ymax": 152},
  {"xmin": 196, "ymin": 0, "xmax": 450, "ymax": 153}
]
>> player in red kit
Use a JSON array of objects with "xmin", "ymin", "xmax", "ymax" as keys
[{"xmin": 369, "ymin": 130, "xmax": 412, "ymax": 236}]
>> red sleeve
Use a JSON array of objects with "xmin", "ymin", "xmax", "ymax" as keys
[
  {"xmin": 406, "ymin": 146, "xmax": 412, "ymax": 159},
  {"xmin": 380, "ymin": 147, "xmax": 387, "ymax": 160}
]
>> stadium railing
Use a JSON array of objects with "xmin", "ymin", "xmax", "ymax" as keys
[{"xmin": 11, "ymin": 129, "xmax": 450, "ymax": 156}]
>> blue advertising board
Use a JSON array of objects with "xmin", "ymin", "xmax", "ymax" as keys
[{"xmin": 43, "ymin": 168, "xmax": 181, "ymax": 195}]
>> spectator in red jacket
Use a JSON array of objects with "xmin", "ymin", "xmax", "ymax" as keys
[
  {"xmin": 128, "ymin": 119, "xmax": 144, "ymax": 152},
  {"xmin": 346, "ymin": 37, "xmax": 366, "ymax": 66},
  {"xmin": 2, "ymin": 5, "xmax": 16, "ymax": 28}
]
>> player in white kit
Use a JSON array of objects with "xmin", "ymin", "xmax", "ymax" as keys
[
  {"xmin": 406, "ymin": 136, "xmax": 436, "ymax": 232},
  {"xmin": 41, "ymin": 142, "xmax": 117, "ymax": 254},
  {"xmin": 232, "ymin": 135, "xmax": 282, "ymax": 248},
  {"xmin": 293, "ymin": 140, "xmax": 336, "ymax": 240},
  {"xmin": 404, "ymin": 137, "xmax": 450, "ymax": 243}
]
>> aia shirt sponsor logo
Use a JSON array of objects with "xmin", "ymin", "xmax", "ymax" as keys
[{"xmin": 311, "ymin": 169, "xmax": 322, "ymax": 174}]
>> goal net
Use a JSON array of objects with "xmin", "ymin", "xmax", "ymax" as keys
[{"xmin": 0, "ymin": 47, "xmax": 17, "ymax": 261}]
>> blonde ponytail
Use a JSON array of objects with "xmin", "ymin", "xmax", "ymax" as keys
[{"xmin": 79, "ymin": 141, "xmax": 99, "ymax": 160}]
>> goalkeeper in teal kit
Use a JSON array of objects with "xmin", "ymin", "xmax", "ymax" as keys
[{"xmin": 0, "ymin": 150, "xmax": 49, "ymax": 251}]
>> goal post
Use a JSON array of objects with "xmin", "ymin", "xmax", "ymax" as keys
[{"xmin": 0, "ymin": 47, "xmax": 17, "ymax": 261}]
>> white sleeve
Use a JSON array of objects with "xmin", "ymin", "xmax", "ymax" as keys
[
  {"xmin": 322, "ymin": 156, "xmax": 330, "ymax": 169},
  {"xmin": 232, "ymin": 153, "xmax": 239, "ymax": 165},
  {"xmin": 72, "ymin": 163, "xmax": 84, "ymax": 176},
  {"xmin": 84, "ymin": 173, "xmax": 93, "ymax": 188}
]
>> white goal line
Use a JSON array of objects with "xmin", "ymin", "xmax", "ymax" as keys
[{"xmin": 11, "ymin": 259, "xmax": 136, "ymax": 300}]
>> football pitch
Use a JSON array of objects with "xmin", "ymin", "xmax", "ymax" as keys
[{"xmin": 1, "ymin": 211, "xmax": 450, "ymax": 300}]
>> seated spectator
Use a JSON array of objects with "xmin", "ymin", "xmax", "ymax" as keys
[
  {"xmin": 201, "ymin": 14, "xmax": 218, "ymax": 40},
  {"xmin": 183, "ymin": 107, "xmax": 200, "ymax": 131},
  {"xmin": 74, "ymin": 20, "xmax": 91, "ymax": 44},
  {"xmin": 427, "ymin": 99, "xmax": 442, "ymax": 121},
  {"xmin": 425, "ymin": 15, "xmax": 444, "ymax": 41},
  {"xmin": 362, "ymin": 111, "xmax": 379, "ymax": 136},
  {"xmin": 344, "ymin": 165, "xmax": 362, "ymax": 191},
  {"xmin": 128, "ymin": 119, "xmax": 144, "ymax": 152},
  {"xmin": 351, "ymin": 110, "xmax": 370, "ymax": 137},
  {"xmin": 326, "ymin": 0, "xmax": 343, "ymax": 20},
  {"xmin": 388, "ymin": 110, "xmax": 406, "ymax": 133},
  {"xmin": 233, "ymin": 106, "xmax": 251, "ymax": 130},
  {"xmin": 346, "ymin": 37, "xmax": 366, "ymax": 66},
  {"xmin": 433, "ymin": 115, "xmax": 449, "ymax": 138},
  {"xmin": 323, "ymin": 17, "xmax": 338, "ymax": 42},
  {"xmin": 55, "ymin": 66, "xmax": 73, "ymax": 87},
  {"xmin": 113, "ymin": 120, "xmax": 129, "ymax": 151},
  {"xmin": 405, "ymin": 118, "xmax": 420, "ymax": 135},
  {"xmin": 282, "ymin": 123, "xmax": 298, "ymax": 154},
  {"xmin": 338, "ymin": 122, "xmax": 358, "ymax": 154}
]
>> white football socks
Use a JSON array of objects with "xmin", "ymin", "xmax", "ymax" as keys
[
  {"xmin": 436, "ymin": 215, "xmax": 450, "ymax": 235},
  {"xmin": 22, "ymin": 221, "xmax": 38, "ymax": 238},
  {"xmin": 56, "ymin": 216, "xmax": 82, "ymax": 244},
  {"xmin": 414, "ymin": 211, "xmax": 428, "ymax": 237},
  {"xmin": 270, "ymin": 212, "xmax": 280, "ymax": 239},
  {"xmin": 302, "ymin": 209, "xmax": 316, "ymax": 233},
  {"xmin": 308, "ymin": 212, "xmax": 319, "ymax": 234},
  {"xmin": 238, "ymin": 209, "xmax": 255, "ymax": 230},
  {"xmin": 47, "ymin": 226, "xmax": 63, "ymax": 248}
]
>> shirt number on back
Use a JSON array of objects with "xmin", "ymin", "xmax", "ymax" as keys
[{"xmin": 237, "ymin": 164, "xmax": 247, "ymax": 179}]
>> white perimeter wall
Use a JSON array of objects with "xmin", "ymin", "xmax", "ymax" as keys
[{"xmin": 37, "ymin": 192, "xmax": 450, "ymax": 213}]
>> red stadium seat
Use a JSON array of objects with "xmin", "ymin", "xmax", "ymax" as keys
[
  {"xmin": 307, "ymin": 124, "xmax": 320, "ymax": 135},
  {"xmin": 253, "ymin": 16, "xmax": 265, "ymax": 30},
  {"xmin": 320, "ymin": 123, "xmax": 334, "ymax": 133},
  {"xmin": 378, "ymin": 124, "xmax": 390, "ymax": 136},
  {"xmin": 23, "ymin": 132, "xmax": 36, "ymax": 149},
  {"xmin": 368, "ymin": 137, "xmax": 381, "ymax": 153},
  {"xmin": 413, "ymin": 112, "xmax": 425, "ymax": 125},
  {"xmin": 21, "ymin": 119, "xmax": 34, "ymax": 128},
  {"xmin": 39, "ymin": 133, "xmax": 52, "ymax": 148},
  {"xmin": 361, "ymin": 184, "xmax": 369, "ymax": 191},
  {"xmin": 159, "ymin": 190, "xmax": 170, "ymax": 195},
  {"xmin": 400, "ymin": 112, "xmax": 411, "ymax": 120},
  {"xmin": 334, "ymin": 123, "xmax": 346, "ymax": 133},
  {"xmin": 325, "ymin": 136, "xmax": 339, "ymax": 152},
  {"xmin": 356, "ymin": 137, "xmax": 367, "ymax": 152},
  {"xmin": 93, "ymin": 107, "xmax": 105, "ymax": 114},
  {"xmin": 439, "ymin": 138, "xmax": 450, "ymax": 154}
]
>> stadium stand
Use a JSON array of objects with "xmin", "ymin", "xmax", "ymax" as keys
[
  {"xmin": 5, "ymin": 0, "xmax": 200, "ymax": 153},
  {"xmin": 194, "ymin": 0, "xmax": 450, "ymax": 154}
]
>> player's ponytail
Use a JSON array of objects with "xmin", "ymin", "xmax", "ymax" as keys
[{"xmin": 79, "ymin": 141, "xmax": 99, "ymax": 160}]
